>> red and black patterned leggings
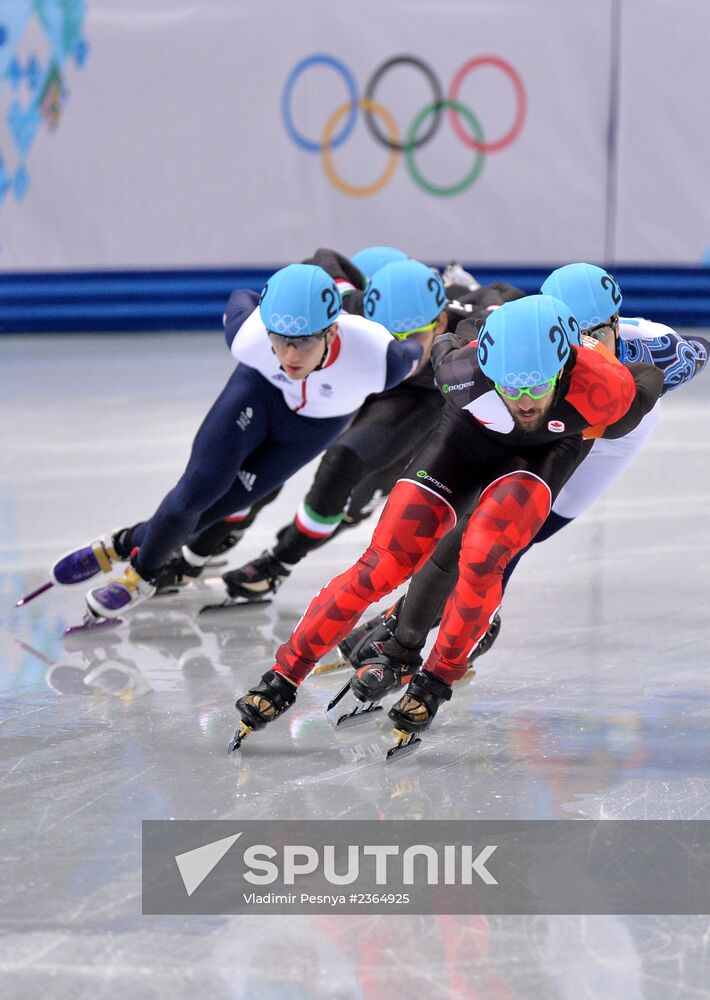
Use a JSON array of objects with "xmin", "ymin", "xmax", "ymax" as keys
[{"xmin": 274, "ymin": 471, "xmax": 550, "ymax": 685}]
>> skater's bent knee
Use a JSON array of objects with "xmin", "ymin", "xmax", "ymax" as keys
[{"xmin": 350, "ymin": 546, "xmax": 417, "ymax": 598}]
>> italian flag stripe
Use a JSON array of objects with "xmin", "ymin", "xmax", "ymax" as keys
[{"xmin": 295, "ymin": 501, "xmax": 344, "ymax": 538}]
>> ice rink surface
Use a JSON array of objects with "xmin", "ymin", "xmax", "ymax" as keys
[{"xmin": 2, "ymin": 332, "xmax": 710, "ymax": 999}]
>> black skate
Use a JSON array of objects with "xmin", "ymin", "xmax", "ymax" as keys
[
  {"xmin": 200, "ymin": 551, "xmax": 288, "ymax": 614},
  {"xmin": 314, "ymin": 599, "xmax": 401, "ymax": 676},
  {"xmin": 386, "ymin": 670, "xmax": 453, "ymax": 761},
  {"xmin": 152, "ymin": 554, "xmax": 204, "ymax": 595},
  {"xmin": 467, "ymin": 612, "xmax": 502, "ymax": 667},
  {"xmin": 326, "ymin": 653, "xmax": 415, "ymax": 728},
  {"xmin": 228, "ymin": 669, "xmax": 297, "ymax": 751},
  {"xmin": 224, "ymin": 550, "xmax": 290, "ymax": 599},
  {"xmin": 207, "ymin": 526, "xmax": 245, "ymax": 558}
]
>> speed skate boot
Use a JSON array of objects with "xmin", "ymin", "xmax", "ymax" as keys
[
  {"xmin": 222, "ymin": 550, "xmax": 291, "ymax": 603},
  {"xmin": 314, "ymin": 597, "xmax": 402, "ymax": 675},
  {"xmin": 18, "ymin": 529, "xmax": 133, "ymax": 613},
  {"xmin": 228, "ymin": 669, "xmax": 297, "ymax": 751},
  {"xmin": 467, "ymin": 612, "xmax": 502, "ymax": 669},
  {"xmin": 86, "ymin": 564, "xmax": 156, "ymax": 620},
  {"xmin": 51, "ymin": 530, "xmax": 130, "ymax": 586},
  {"xmin": 386, "ymin": 670, "xmax": 453, "ymax": 760},
  {"xmin": 351, "ymin": 655, "xmax": 413, "ymax": 701},
  {"xmin": 327, "ymin": 651, "xmax": 418, "ymax": 728},
  {"xmin": 152, "ymin": 547, "xmax": 208, "ymax": 594}
]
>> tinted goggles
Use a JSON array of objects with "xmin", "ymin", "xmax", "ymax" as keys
[{"xmin": 495, "ymin": 373, "xmax": 559, "ymax": 401}]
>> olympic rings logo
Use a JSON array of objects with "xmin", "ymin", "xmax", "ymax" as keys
[
  {"xmin": 503, "ymin": 371, "xmax": 545, "ymax": 388},
  {"xmin": 267, "ymin": 313, "xmax": 309, "ymax": 335},
  {"xmin": 281, "ymin": 53, "xmax": 527, "ymax": 198}
]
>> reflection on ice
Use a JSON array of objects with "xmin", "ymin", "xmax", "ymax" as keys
[{"xmin": 2, "ymin": 334, "xmax": 709, "ymax": 998}]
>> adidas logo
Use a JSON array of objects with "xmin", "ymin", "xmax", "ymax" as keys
[
  {"xmin": 236, "ymin": 407, "xmax": 253, "ymax": 431},
  {"xmin": 238, "ymin": 470, "xmax": 257, "ymax": 492}
]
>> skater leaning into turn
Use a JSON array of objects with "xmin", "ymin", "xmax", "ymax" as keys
[
  {"xmin": 216, "ymin": 254, "xmax": 524, "ymax": 605},
  {"xmin": 335, "ymin": 262, "xmax": 710, "ymax": 690},
  {"xmin": 133, "ymin": 245, "xmax": 411, "ymax": 594},
  {"xmin": 229, "ymin": 291, "xmax": 665, "ymax": 758},
  {"xmin": 150, "ymin": 245, "xmax": 446, "ymax": 596},
  {"xmin": 33, "ymin": 262, "xmax": 437, "ymax": 627}
]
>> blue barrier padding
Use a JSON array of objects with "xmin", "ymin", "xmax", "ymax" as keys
[{"xmin": 2, "ymin": 266, "xmax": 710, "ymax": 332}]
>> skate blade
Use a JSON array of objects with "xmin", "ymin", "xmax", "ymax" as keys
[
  {"xmin": 62, "ymin": 614, "xmax": 122, "ymax": 638},
  {"xmin": 15, "ymin": 580, "xmax": 54, "ymax": 607},
  {"xmin": 385, "ymin": 728, "xmax": 422, "ymax": 762},
  {"xmin": 333, "ymin": 703, "xmax": 384, "ymax": 728},
  {"xmin": 326, "ymin": 683, "xmax": 384, "ymax": 728},
  {"xmin": 198, "ymin": 597, "xmax": 272, "ymax": 616},
  {"xmin": 326, "ymin": 676, "xmax": 355, "ymax": 713},
  {"xmin": 227, "ymin": 719, "xmax": 253, "ymax": 752}
]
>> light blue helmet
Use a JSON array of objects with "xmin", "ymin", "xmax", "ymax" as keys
[
  {"xmin": 259, "ymin": 263, "xmax": 341, "ymax": 336},
  {"xmin": 363, "ymin": 259, "xmax": 446, "ymax": 339},
  {"xmin": 351, "ymin": 245, "xmax": 409, "ymax": 278},
  {"xmin": 541, "ymin": 263, "xmax": 622, "ymax": 331},
  {"xmin": 477, "ymin": 294, "xmax": 574, "ymax": 388}
]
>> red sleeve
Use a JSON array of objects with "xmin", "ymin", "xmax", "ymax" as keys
[{"xmin": 565, "ymin": 343, "xmax": 636, "ymax": 426}]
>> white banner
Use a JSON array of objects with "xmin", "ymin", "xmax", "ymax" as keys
[
  {"xmin": 0, "ymin": 0, "xmax": 706, "ymax": 270},
  {"xmin": 613, "ymin": 0, "xmax": 710, "ymax": 262}
]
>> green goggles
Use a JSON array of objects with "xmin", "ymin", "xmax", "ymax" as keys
[
  {"xmin": 495, "ymin": 373, "xmax": 559, "ymax": 401},
  {"xmin": 390, "ymin": 318, "xmax": 439, "ymax": 341}
]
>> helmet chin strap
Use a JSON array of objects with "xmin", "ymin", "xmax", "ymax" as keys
[
  {"xmin": 314, "ymin": 339, "xmax": 331, "ymax": 372},
  {"xmin": 314, "ymin": 325, "xmax": 337, "ymax": 371}
]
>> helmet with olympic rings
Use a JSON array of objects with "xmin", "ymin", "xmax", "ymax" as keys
[
  {"xmin": 363, "ymin": 259, "xmax": 447, "ymax": 339},
  {"xmin": 477, "ymin": 294, "xmax": 575, "ymax": 388},
  {"xmin": 259, "ymin": 263, "xmax": 342, "ymax": 336},
  {"xmin": 351, "ymin": 245, "xmax": 409, "ymax": 278},
  {"xmin": 541, "ymin": 263, "xmax": 622, "ymax": 332}
]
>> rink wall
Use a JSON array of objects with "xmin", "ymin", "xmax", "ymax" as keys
[
  {"xmin": 1, "ymin": 1, "xmax": 710, "ymax": 330},
  {"xmin": 2, "ymin": 266, "xmax": 710, "ymax": 333}
]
